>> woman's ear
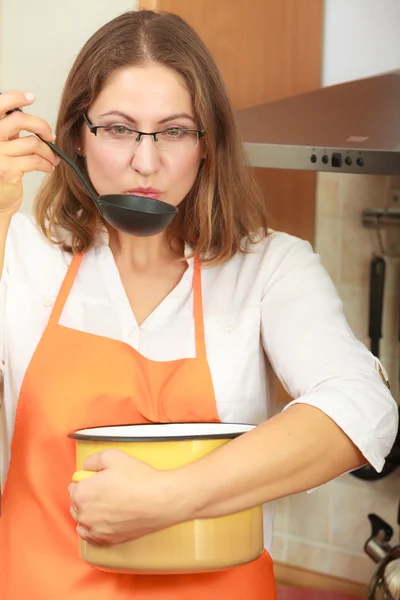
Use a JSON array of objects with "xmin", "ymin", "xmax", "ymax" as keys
[{"xmin": 74, "ymin": 139, "xmax": 84, "ymax": 156}]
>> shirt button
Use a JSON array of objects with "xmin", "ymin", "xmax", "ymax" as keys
[
  {"xmin": 43, "ymin": 296, "xmax": 54, "ymax": 307},
  {"xmin": 224, "ymin": 320, "xmax": 235, "ymax": 332}
]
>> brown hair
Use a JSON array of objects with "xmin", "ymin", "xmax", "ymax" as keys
[{"xmin": 34, "ymin": 9, "xmax": 269, "ymax": 264}]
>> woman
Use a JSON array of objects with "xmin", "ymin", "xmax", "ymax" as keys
[{"xmin": 0, "ymin": 9, "xmax": 397, "ymax": 600}]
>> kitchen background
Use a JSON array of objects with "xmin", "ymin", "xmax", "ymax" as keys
[
  {"xmin": 0, "ymin": 0, "xmax": 399, "ymax": 589},
  {"xmin": 272, "ymin": 2, "xmax": 400, "ymax": 586}
]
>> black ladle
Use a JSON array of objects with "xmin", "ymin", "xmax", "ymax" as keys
[{"xmin": 4, "ymin": 106, "xmax": 178, "ymax": 237}]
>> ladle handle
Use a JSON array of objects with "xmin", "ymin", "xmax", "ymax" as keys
[
  {"xmin": 44, "ymin": 140, "xmax": 101, "ymax": 210},
  {"xmin": 4, "ymin": 105, "xmax": 102, "ymax": 213}
]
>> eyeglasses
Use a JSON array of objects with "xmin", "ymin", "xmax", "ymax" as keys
[{"xmin": 83, "ymin": 114, "xmax": 205, "ymax": 152}]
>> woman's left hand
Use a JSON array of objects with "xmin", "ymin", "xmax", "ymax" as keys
[{"xmin": 68, "ymin": 449, "xmax": 190, "ymax": 545}]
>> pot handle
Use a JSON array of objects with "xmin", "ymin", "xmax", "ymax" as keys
[{"xmin": 72, "ymin": 470, "xmax": 97, "ymax": 482}]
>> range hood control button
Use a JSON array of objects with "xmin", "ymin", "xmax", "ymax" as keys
[
  {"xmin": 332, "ymin": 153, "xmax": 342, "ymax": 167},
  {"xmin": 357, "ymin": 157, "xmax": 364, "ymax": 167},
  {"xmin": 345, "ymin": 156, "xmax": 352, "ymax": 166},
  {"xmin": 322, "ymin": 155, "xmax": 329, "ymax": 164}
]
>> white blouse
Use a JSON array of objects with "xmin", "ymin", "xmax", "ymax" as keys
[{"xmin": 0, "ymin": 213, "xmax": 398, "ymax": 550}]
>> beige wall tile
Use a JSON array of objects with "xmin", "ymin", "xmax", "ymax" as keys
[
  {"xmin": 341, "ymin": 175, "xmax": 389, "ymax": 221},
  {"xmin": 330, "ymin": 550, "xmax": 374, "ymax": 585},
  {"xmin": 286, "ymin": 537, "xmax": 331, "ymax": 574},
  {"xmin": 286, "ymin": 486, "xmax": 331, "ymax": 544},
  {"xmin": 316, "ymin": 173, "xmax": 340, "ymax": 219},
  {"xmin": 368, "ymin": 471, "xmax": 400, "ymax": 500},
  {"xmin": 336, "ymin": 471, "xmax": 399, "ymax": 499},
  {"xmin": 272, "ymin": 532, "xmax": 288, "ymax": 563},
  {"xmin": 340, "ymin": 224, "xmax": 381, "ymax": 286},
  {"xmin": 330, "ymin": 478, "xmax": 399, "ymax": 554},
  {"xmin": 383, "ymin": 256, "xmax": 400, "ymax": 295},
  {"xmin": 314, "ymin": 217, "xmax": 341, "ymax": 284},
  {"xmin": 274, "ymin": 497, "xmax": 288, "ymax": 533}
]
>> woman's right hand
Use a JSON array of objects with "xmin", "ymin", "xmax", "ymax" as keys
[{"xmin": 0, "ymin": 90, "xmax": 60, "ymax": 216}]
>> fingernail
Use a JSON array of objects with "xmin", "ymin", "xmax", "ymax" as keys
[
  {"xmin": 54, "ymin": 156, "xmax": 60, "ymax": 165},
  {"xmin": 24, "ymin": 92, "xmax": 35, "ymax": 101},
  {"xmin": 52, "ymin": 130, "xmax": 57, "ymax": 140}
]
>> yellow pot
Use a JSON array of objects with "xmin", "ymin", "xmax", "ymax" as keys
[{"xmin": 69, "ymin": 423, "xmax": 264, "ymax": 574}]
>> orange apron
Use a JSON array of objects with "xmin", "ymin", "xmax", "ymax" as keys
[{"xmin": 0, "ymin": 252, "xmax": 276, "ymax": 599}]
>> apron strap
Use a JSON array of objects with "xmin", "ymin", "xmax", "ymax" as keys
[
  {"xmin": 47, "ymin": 253, "xmax": 207, "ymax": 360},
  {"xmin": 193, "ymin": 256, "xmax": 207, "ymax": 360},
  {"xmin": 48, "ymin": 253, "xmax": 84, "ymax": 327}
]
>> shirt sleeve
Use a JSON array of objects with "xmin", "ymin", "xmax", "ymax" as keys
[{"xmin": 260, "ymin": 236, "xmax": 398, "ymax": 473}]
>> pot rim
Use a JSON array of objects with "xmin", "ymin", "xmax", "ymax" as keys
[{"xmin": 68, "ymin": 422, "xmax": 255, "ymax": 443}]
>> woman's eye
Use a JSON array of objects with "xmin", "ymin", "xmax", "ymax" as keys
[
  {"xmin": 163, "ymin": 128, "xmax": 187, "ymax": 138},
  {"xmin": 105, "ymin": 125, "xmax": 132, "ymax": 135}
]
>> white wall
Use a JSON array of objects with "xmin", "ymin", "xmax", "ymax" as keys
[
  {"xmin": 323, "ymin": 0, "xmax": 400, "ymax": 85},
  {"xmin": 0, "ymin": 0, "xmax": 137, "ymax": 212}
]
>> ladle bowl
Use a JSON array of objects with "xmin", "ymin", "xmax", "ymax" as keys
[
  {"xmin": 98, "ymin": 194, "xmax": 177, "ymax": 237},
  {"xmin": 4, "ymin": 103, "xmax": 178, "ymax": 237}
]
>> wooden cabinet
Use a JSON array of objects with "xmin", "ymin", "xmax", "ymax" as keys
[
  {"xmin": 139, "ymin": 0, "xmax": 323, "ymax": 403},
  {"xmin": 140, "ymin": 0, "xmax": 322, "ymax": 109}
]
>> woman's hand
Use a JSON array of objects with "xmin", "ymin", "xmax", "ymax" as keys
[
  {"xmin": 0, "ymin": 90, "xmax": 59, "ymax": 216},
  {"xmin": 68, "ymin": 449, "xmax": 192, "ymax": 546}
]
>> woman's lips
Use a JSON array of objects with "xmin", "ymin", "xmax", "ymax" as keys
[{"xmin": 125, "ymin": 189, "xmax": 163, "ymax": 200}]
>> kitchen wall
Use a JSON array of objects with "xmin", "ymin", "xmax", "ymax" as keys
[
  {"xmin": 0, "ymin": 0, "xmax": 137, "ymax": 213},
  {"xmin": 273, "ymin": 0, "xmax": 400, "ymax": 584}
]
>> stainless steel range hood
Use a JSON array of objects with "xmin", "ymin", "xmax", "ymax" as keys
[{"xmin": 236, "ymin": 69, "xmax": 400, "ymax": 176}]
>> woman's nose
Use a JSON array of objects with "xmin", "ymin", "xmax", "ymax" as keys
[{"xmin": 130, "ymin": 135, "xmax": 161, "ymax": 175}]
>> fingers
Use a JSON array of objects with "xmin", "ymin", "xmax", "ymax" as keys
[
  {"xmin": 70, "ymin": 507, "xmax": 96, "ymax": 542},
  {"xmin": 0, "ymin": 109, "xmax": 56, "ymax": 143},
  {"xmin": 1, "ymin": 135, "xmax": 59, "ymax": 166},
  {"xmin": 0, "ymin": 153, "xmax": 57, "ymax": 177},
  {"xmin": 0, "ymin": 89, "xmax": 36, "ymax": 116},
  {"xmin": 83, "ymin": 448, "xmax": 120, "ymax": 472}
]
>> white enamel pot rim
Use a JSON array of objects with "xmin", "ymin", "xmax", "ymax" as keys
[{"xmin": 69, "ymin": 422, "xmax": 255, "ymax": 442}]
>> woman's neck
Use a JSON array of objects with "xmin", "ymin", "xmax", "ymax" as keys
[{"xmin": 107, "ymin": 226, "xmax": 184, "ymax": 271}]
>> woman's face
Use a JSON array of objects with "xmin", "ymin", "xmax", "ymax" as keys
[{"xmin": 80, "ymin": 63, "xmax": 204, "ymax": 207}]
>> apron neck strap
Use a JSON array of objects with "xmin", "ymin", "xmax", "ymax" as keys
[
  {"xmin": 193, "ymin": 256, "xmax": 207, "ymax": 360},
  {"xmin": 48, "ymin": 253, "xmax": 83, "ymax": 326}
]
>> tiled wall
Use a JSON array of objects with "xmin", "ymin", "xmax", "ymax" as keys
[{"xmin": 272, "ymin": 172, "xmax": 400, "ymax": 584}]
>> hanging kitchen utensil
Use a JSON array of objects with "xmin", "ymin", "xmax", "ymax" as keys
[
  {"xmin": 369, "ymin": 226, "xmax": 386, "ymax": 359},
  {"xmin": 351, "ymin": 228, "xmax": 394, "ymax": 481},
  {"xmin": 364, "ymin": 507, "xmax": 400, "ymax": 600},
  {"xmin": 369, "ymin": 253, "xmax": 386, "ymax": 359},
  {"xmin": 3, "ymin": 103, "xmax": 178, "ymax": 236}
]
